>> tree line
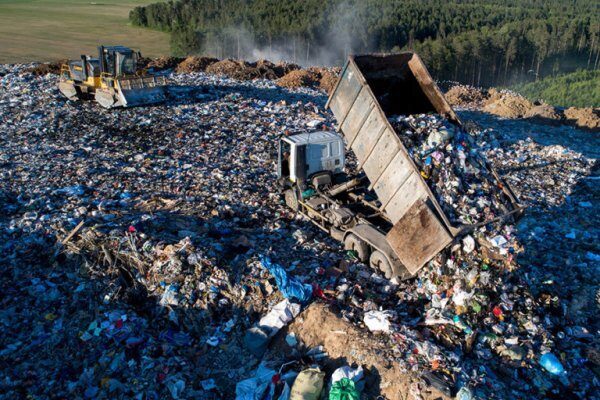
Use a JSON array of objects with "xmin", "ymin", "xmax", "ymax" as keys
[{"xmin": 130, "ymin": 0, "xmax": 600, "ymax": 87}]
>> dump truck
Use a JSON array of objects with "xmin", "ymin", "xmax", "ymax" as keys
[
  {"xmin": 277, "ymin": 52, "xmax": 521, "ymax": 280},
  {"xmin": 58, "ymin": 46, "xmax": 168, "ymax": 108}
]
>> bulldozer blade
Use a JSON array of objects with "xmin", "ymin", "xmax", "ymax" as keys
[
  {"xmin": 58, "ymin": 81, "xmax": 81, "ymax": 101},
  {"xmin": 95, "ymin": 89, "xmax": 119, "ymax": 109},
  {"xmin": 117, "ymin": 86, "xmax": 167, "ymax": 107}
]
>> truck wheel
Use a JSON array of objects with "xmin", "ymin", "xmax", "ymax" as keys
[
  {"xmin": 344, "ymin": 234, "xmax": 369, "ymax": 262},
  {"xmin": 284, "ymin": 189, "xmax": 299, "ymax": 211},
  {"xmin": 370, "ymin": 250, "xmax": 393, "ymax": 279}
]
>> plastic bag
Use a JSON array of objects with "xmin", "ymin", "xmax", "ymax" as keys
[
  {"xmin": 244, "ymin": 299, "xmax": 301, "ymax": 357},
  {"xmin": 235, "ymin": 363, "xmax": 276, "ymax": 400},
  {"xmin": 289, "ymin": 368, "xmax": 324, "ymax": 400},
  {"xmin": 363, "ymin": 310, "xmax": 392, "ymax": 332},
  {"xmin": 260, "ymin": 255, "xmax": 313, "ymax": 303},
  {"xmin": 539, "ymin": 353, "xmax": 566, "ymax": 375},
  {"xmin": 329, "ymin": 378, "xmax": 359, "ymax": 400},
  {"xmin": 331, "ymin": 366, "xmax": 363, "ymax": 384}
]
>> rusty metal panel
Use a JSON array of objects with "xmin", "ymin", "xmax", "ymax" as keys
[
  {"xmin": 350, "ymin": 108, "xmax": 386, "ymax": 162},
  {"xmin": 383, "ymin": 171, "xmax": 428, "ymax": 224},
  {"xmin": 340, "ymin": 86, "xmax": 374, "ymax": 145},
  {"xmin": 361, "ymin": 128, "xmax": 400, "ymax": 186},
  {"xmin": 386, "ymin": 199, "xmax": 452, "ymax": 274},
  {"xmin": 407, "ymin": 55, "xmax": 460, "ymax": 125},
  {"xmin": 328, "ymin": 64, "xmax": 362, "ymax": 124},
  {"xmin": 372, "ymin": 151, "xmax": 413, "ymax": 205}
]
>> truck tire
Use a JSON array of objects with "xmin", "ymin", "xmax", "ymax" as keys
[
  {"xmin": 344, "ymin": 233, "xmax": 369, "ymax": 262},
  {"xmin": 370, "ymin": 250, "xmax": 393, "ymax": 279},
  {"xmin": 284, "ymin": 189, "xmax": 299, "ymax": 211}
]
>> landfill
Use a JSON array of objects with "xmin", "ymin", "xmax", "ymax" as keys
[{"xmin": 1, "ymin": 61, "xmax": 598, "ymax": 399}]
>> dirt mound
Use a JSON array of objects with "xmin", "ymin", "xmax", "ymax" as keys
[
  {"xmin": 483, "ymin": 89, "xmax": 533, "ymax": 118},
  {"xmin": 250, "ymin": 59, "xmax": 280, "ymax": 80},
  {"xmin": 205, "ymin": 59, "xmax": 243, "ymax": 76},
  {"xmin": 276, "ymin": 69, "xmax": 320, "ymax": 88},
  {"xmin": 145, "ymin": 56, "xmax": 184, "ymax": 71},
  {"xmin": 564, "ymin": 107, "xmax": 600, "ymax": 131},
  {"xmin": 175, "ymin": 56, "xmax": 219, "ymax": 73},
  {"xmin": 204, "ymin": 59, "xmax": 259, "ymax": 80},
  {"xmin": 445, "ymin": 85, "xmax": 489, "ymax": 108},
  {"xmin": 267, "ymin": 303, "xmax": 450, "ymax": 400},
  {"xmin": 523, "ymin": 103, "xmax": 563, "ymax": 122},
  {"xmin": 25, "ymin": 60, "xmax": 67, "ymax": 76},
  {"xmin": 318, "ymin": 69, "xmax": 339, "ymax": 94},
  {"xmin": 306, "ymin": 66, "xmax": 341, "ymax": 94},
  {"xmin": 274, "ymin": 62, "xmax": 301, "ymax": 77}
]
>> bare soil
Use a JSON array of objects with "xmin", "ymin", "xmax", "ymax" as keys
[
  {"xmin": 276, "ymin": 69, "xmax": 320, "ymax": 88},
  {"xmin": 175, "ymin": 56, "xmax": 219, "ymax": 73},
  {"xmin": 483, "ymin": 88, "xmax": 534, "ymax": 118},
  {"xmin": 564, "ymin": 107, "xmax": 600, "ymax": 131},
  {"xmin": 445, "ymin": 85, "xmax": 489, "ymax": 108},
  {"xmin": 267, "ymin": 303, "xmax": 451, "ymax": 400}
]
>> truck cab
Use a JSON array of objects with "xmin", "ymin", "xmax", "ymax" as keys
[{"xmin": 277, "ymin": 131, "xmax": 345, "ymax": 187}]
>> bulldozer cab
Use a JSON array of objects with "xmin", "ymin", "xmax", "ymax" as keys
[
  {"xmin": 99, "ymin": 46, "xmax": 139, "ymax": 77},
  {"xmin": 62, "ymin": 56, "xmax": 100, "ymax": 82}
]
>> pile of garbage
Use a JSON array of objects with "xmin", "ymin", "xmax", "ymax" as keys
[
  {"xmin": 388, "ymin": 114, "xmax": 515, "ymax": 225},
  {"xmin": 0, "ymin": 64, "xmax": 340, "ymax": 398},
  {"xmin": 445, "ymin": 84, "xmax": 489, "ymax": 109},
  {"xmin": 1, "ymin": 63, "xmax": 597, "ymax": 399}
]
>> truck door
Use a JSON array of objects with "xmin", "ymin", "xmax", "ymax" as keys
[
  {"xmin": 328, "ymin": 140, "xmax": 343, "ymax": 173},
  {"xmin": 294, "ymin": 144, "xmax": 307, "ymax": 183},
  {"xmin": 306, "ymin": 143, "xmax": 328, "ymax": 176}
]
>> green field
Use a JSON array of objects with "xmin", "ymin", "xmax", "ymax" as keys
[{"xmin": 0, "ymin": 0, "xmax": 170, "ymax": 63}]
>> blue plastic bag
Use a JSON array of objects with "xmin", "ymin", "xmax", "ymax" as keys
[
  {"xmin": 260, "ymin": 255, "xmax": 312, "ymax": 303},
  {"xmin": 539, "ymin": 353, "xmax": 566, "ymax": 375}
]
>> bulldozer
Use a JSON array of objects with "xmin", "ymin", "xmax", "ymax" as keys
[{"xmin": 58, "ymin": 45, "xmax": 168, "ymax": 108}]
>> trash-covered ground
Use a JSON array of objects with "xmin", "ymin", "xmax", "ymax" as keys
[{"xmin": 1, "ymin": 64, "xmax": 598, "ymax": 399}]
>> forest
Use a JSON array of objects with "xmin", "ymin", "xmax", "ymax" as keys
[
  {"xmin": 512, "ymin": 69, "xmax": 600, "ymax": 108},
  {"xmin": 130, "ymin": 0, "xmax": 600, "ymax": 88}
]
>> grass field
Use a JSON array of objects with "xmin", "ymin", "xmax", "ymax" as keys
[{"xmin": 0, "ymin": 0, "xmax": 170, "ymax": 63}]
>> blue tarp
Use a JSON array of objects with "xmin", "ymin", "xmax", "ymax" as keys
[{"xmin": 260, "ymin": 255, "xmax": 313, "ymax": 303}]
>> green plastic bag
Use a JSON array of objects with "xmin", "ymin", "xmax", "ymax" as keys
[{"xmin": 329, "ymin": 378, "xmax": 359, "ymax": 400}]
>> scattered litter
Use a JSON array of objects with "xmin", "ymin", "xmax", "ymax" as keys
[{"xmin": 363, "ymin": 310, "xmax": 392, "ymax": 333}]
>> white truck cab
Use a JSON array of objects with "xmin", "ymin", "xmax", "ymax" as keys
[{"xmin": 278, "ymin": 131, "xmax": 345, "ymax": 183}]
